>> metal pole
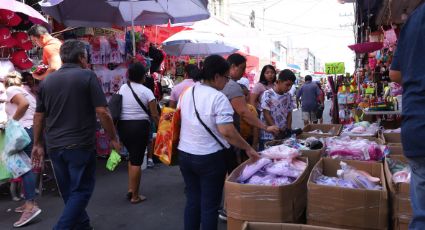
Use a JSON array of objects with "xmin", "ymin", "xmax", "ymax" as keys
[{"xmin": 131, "ymin": 3, "xmax": 136, "ymax": 57}]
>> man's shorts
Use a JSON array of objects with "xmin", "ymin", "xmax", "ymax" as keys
[{"xmin": 303, "ymin": 111, "xmax": 318, "ymax": 123}]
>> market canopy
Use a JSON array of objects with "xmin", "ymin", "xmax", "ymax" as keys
[
  {"xmin": 348, "ymin": 42, "xmax": 383, "ymax": 54},
  {"xmin": 162, "ymin": 30, "xmax": 240, "ymax": 56},
  {"xmin": 39, "ymin": 0, "xmax": 210, "ymax": 27}
]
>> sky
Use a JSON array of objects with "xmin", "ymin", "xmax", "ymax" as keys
[{"xmin": 228, "ymin": 0, "xmax": 356, "ymax": 73}]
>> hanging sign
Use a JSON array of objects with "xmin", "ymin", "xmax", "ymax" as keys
[{"xmin": 325, "ymin": 62, "xmax": 345, "ymax": 74}]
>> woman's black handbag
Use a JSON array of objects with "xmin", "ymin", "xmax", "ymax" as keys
[{"xmin": 108, "ymin": 93, "xmax": 122, "ymax": 123}]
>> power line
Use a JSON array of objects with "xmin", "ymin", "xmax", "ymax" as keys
[{"xmin": 230, "ymin": 11, "xmax": 352, "ymax": 31}]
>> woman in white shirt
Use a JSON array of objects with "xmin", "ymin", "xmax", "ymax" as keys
[
  {"xmin": 4, "ymin": 71, "xmax": 41, "ymax": 227},
  {"xmin": 117, "ymin": 63, "xmax": 159, "ymax": 204},
  {"xmin": 178, "ymin": 55, "xmax": 259, "ymax": 230}
]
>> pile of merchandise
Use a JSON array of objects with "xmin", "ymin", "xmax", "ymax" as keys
[
  {"xmin": 325, "ymin": 136, "xmax": 387, "ymax": 161},
  {"xmin": 237, "ymin": 145, "xmax": 306, "ymax": 186},
  {"xmin": 387, "ymin": 158, "xmax": 411, "ymax": 183},
  {"xmin": 313, "ymin": 161, "xmax": 382, "ymax": 190},
  {"xmin": 265, "ymin": 136, "xmax": 324, "ymax": 151},
  {"xmin": 341, "ymin": 121, "xmax": 380, "ymax": 137}
]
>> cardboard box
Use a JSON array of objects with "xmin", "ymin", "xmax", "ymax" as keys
[
  {"xmin": 226, "ymin": 158, "xmax": 309, "ymax": 230},
  {"xmin": 241, "ymin": 221, "xmax": 344, "ymax": 230},
  {"xmin": 302, "ymin": 124, "xmax": 343, "ymax": 138},
  {"xmin": 384, "ymin": 154, "xmax": 412, "ymax": 230},
  {"xmin": 307, "ymin": 158, "xmax": 388, "ymax": 230},
  {"xmin": 383, "ymin": 133, "xmax": 401, "ymax": 144},
  {"xmin": 388, "ymin": 143, "xmax": 403, "ymax": 155}
]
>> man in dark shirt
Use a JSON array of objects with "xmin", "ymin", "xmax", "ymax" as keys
[
  {"xmin": 390, "ymin": 3, "xmax": 425, "ymax": 229},
  {"xmin": 296, "ymin": 75, "xmax": 322, "ymax": 125},
  {"xmin": 32, "ymin": 40, "xmax": 120, "ymax": 230}
]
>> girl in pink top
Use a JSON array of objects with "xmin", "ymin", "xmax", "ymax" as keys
[{"xmin": 249, "ymin": 65, "xmax": 276, "ymax": 111}]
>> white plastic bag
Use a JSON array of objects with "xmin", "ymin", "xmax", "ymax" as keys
[
  {"xmin": 4, "ymin": 120, "xmax": 30, "ymax": 155},
  {"xmin": 6, "ymin": 151, "xmax": 32, "ymax": 178}
]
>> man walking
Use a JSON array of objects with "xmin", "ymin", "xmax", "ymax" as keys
[
  {"xmin": 31, "ymin": 40, "xmax": 120, "ymax": 230},
  {"xmin": 28, "ymin": 25, "xmax": 62, "ymax": 80},
  {"xmin": 296, "ymin": 75, "xmax": 322, "ymax": 125},
  {"xmin": 390, "ymin": 3, "xmax": 425, "ymax": 229}
]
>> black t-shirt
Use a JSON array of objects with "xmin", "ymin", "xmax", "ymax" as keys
[{"xmin": 36, "ymin": 63, "xmax": 107, "ymax": 152}]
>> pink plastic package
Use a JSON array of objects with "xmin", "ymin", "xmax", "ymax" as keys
[
  {"xmin": 238, "ymin": 158, "xmax": 272, "ymax": 182},
  {"xmin": 265, "ymin": 160, "xmax": 304, "ymax": 178},
  {"xmin": 393, "ymin": 169, "xmax": 411, "ymax": 183},
  {"xmin": 260, "ymin": 144, "xmax": 300, "ymax": 160}
]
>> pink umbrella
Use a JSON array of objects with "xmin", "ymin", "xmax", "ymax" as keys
[
  {"xmin": 348, "ymin": 42, "xmax": 383, "ymax": 54},
  {"xmin": 0, "ymin": 0, "xmax": 49, "ymax": 28}
]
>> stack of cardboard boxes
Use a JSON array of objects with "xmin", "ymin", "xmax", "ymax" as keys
[
  {"xmin": 307, "ymin": 159, "xmax": 388, "ymax": 229},
  {"xmin": 385, "ymin": 146, "xmax": 412, "ymax": 230},
  {"xmin": 225, "ymin": 124, "xmax": 413, "ymax": 230},
  {"xmin": 225, "ymin": 158, "xmax": 309, "ymax": 230}
]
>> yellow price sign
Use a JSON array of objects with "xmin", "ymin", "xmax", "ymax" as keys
[{"xmin": 325, "ymin": 62, "xmax": 345, "ymax": 74}]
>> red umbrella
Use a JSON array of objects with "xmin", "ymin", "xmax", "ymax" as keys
[
  {"xmin": 348, "ymin": 42, "xmax": 383, "ymax": 54},
  {"xmin": 0, "ymin": 0, "xmax": 49, "ymax": 28}
]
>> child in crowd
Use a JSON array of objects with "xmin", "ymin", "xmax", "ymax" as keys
[{"xmin": 259, "ymin": 69, "xmax": 296, "ymax": 150}]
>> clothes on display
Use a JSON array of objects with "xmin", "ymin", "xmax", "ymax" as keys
[
  {"xmin": 325, "ymin": 136, "xmax": 387, "ymax": 161},
  {"xmin": 313, "ymin": 161, "xmax": 382, "ymax": 190},
  {"xmin": 341, "ymin": 122, "xmax": 380, "ymax": 137},
  {"xmin": 238, "ymin": 145, "xmax": 307, "ymax": 186}
]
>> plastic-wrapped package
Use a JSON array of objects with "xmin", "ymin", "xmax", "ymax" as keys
[
  {"xmin": 315, "ymin": 175, "xmax": 356, "ymax": 188},
  {"xmin": 265, "ymin": 160, "xmax": 304, "ymax": 178},
  {"xmin": 393, "ymin": 170, "xmax": 411, "ymax": 183},
  {"xmin": 384, "ymin": 128, "xmax": 401, "ymax": 133},
  {"xmin": 325, "ymin": 136, "xmax": 385, "ymax": 161},
  {"xmin": 238, "ymin": 158, "xmax": 272, "ymax": 182},
  {"xmin": 341, "ymin": 122, "xmax": 379, "ymax": 137},
  {"xmin": 260, "ymin": 144, "xmax": 300, "ymax": 160},
  {"xmin": 247, "ymin": 173, "xmax": 275, "ymax": 185},
  {"xmin": 338, "ymin": 162, "xmax": 382, "ymax": 190}
]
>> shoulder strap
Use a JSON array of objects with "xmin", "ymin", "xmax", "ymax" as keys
[
  {"xmin": 192, "ymin": 86, "xmax": 226, "ymax": 149},
  {"xmin": 127, "ymin": 82, "xmax": 151, "ymax": 116}
]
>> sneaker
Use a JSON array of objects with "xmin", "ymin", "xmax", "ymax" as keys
[
  {"xmin": 147, "ymin": 159, "xmax": 154, "ymax": 168},
  {"xmin": 13, "ymin": 206, "xmax": 41, "ymax": 228},
  {"xmin": 218, "ymin": 209, "xmax": 227, "ymax": 222}
]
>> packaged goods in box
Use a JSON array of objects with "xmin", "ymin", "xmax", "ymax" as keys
[
  {"xmin": 302, "ymin": 124, "xmax": 343, "ymax": 138},
  {"xmin": 388, "ymin": 144, "xmax": 403, "ymax": 155},
  {"xmin": 242, "ymin": 221, "xmax": 344, "ymax": 230},
  {"xmin": 382, "ymin": 128, "xmax": 401, "ymax": 144},
  {"xmin": 384, "ymin": 154, "xmax": 412, "ymax": 230},
  {"xmin": 264, "ymin": 135, "xmax": 323, "ymax": 171},
  {"xmin": 307, "ymin": 158, "xmax": 388, "ymax": 229},
  {"xmin": 324, "ymin": 136, "xmax": 387, "ymax": 161},
  {"xmin": 225, "ymin": 156, "xmax": 309, "ymax": 229},
  {"xmin": 341, "ymin": 122, "xmax": 379, "ymax": 137}
]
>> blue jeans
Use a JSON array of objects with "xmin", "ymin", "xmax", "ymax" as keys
[
  {"xmin": 179, "ymin": 149, "xmax": 227, "ymax": 230},
  {"xmin": 49, "ymin": 148, "xmax": 96, "ymax": 230},
  {"xmin": 21, "ymin": 127, "xmax": 36, "ymax": 201},
  {"xmin": 408, "ymin": 157, "xmax": 425, "ymax": 230}
]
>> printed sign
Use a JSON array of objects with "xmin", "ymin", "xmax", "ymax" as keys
[{"xmin": 325, "ymin": 62, "xmax": 345, "ymax": 74}]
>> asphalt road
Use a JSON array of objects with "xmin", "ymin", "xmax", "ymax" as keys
[{"xmin": 0, "ymin": 159, "xmax": 227, "ymax": 230}]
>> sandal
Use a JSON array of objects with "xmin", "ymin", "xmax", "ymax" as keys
[{"xmin": 130, "ymin": 195, "xmax": 147, "ymax": 204}]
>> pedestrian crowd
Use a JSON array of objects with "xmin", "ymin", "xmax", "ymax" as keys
[{"xmin": 2, "ymin": 25, "xmax": 325, "ymax": 230}]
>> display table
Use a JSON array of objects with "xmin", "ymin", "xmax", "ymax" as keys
[{"xmin": 364, "ymin": 110, "xmax": 401, "ymax": 115}]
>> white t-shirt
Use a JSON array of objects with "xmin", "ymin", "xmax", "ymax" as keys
[
  {"xmin": 6, "ymin": 86, "xmax": 36, "ymax": 128},
  {"xmin": 178, "ymin": 83, "xmax": 233, "ymax": 155},
  {"xmin": 119, "ymin": 82, "xmax": 155, "ymax": 121}
]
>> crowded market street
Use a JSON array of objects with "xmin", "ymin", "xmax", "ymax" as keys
[{"xmin": 0, "ymin": 0, "xmax": 422, "ymax": 229}]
